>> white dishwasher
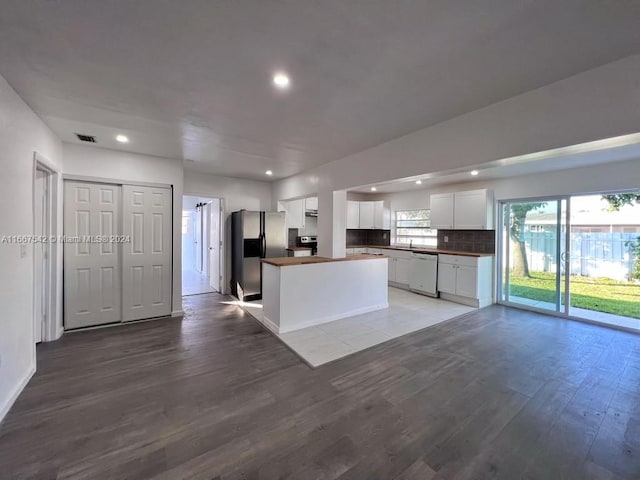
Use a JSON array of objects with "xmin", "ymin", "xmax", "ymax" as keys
[{"xmin": 409, "ymin": 253, "xmax": 439, "ymax": 297}]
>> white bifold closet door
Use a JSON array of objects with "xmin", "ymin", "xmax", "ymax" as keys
[
  {"xmin": 64, "ymin": 182, "xmax": 122, "ymax": 329},
  {"xmin": 122, "ymin": 185, "xmax": 172, "ymax": 321}
]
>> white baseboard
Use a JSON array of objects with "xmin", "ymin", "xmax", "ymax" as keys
[
  {"xmin": 278, "ymin": 303, "xmax": 389, "ymax": 334},
  {"xmin": 171, "ymin": 310, "xmax": 184, "ymax": 318},
  {"xmin": 439, "ymin": 292, "xmax": 494, "ymax": 308},
  {"xmin": 0, "ymin": 363, "xmax": 36, "ymax": 425},
  {"xmin": 259, "ymin": 315, "xmax": 281, "ymax": 335}
]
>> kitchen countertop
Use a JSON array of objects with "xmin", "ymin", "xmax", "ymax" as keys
[
  {"xmin": 285, "ymin": 247, "xmax": 313, "ymax": 251},
  {"xmin": 262, "ymin": 253, "xmax": 387, "ymax": 267},
  {"xmin": 346, "ymin": 245, "xmax": 495, "ymax": 258}
]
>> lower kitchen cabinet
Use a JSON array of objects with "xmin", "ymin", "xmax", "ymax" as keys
[
  {"xmin": 438, "ymin": 254, "xmax": 493, "ymax": 307},
  {"xmin": 380, "ymin": 249, "xmax": 412, "ymax": 286}
]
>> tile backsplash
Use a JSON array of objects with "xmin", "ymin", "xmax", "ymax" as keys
[
  {"xmin": 287, "ymin": 228, "xmax": 298, "ymax": 248},
  {"xmin": 437, "ymin": 230, "xmax": 495, "ymax": 254},
  {"xmin": 346, "ymin": 229, "xmax": 391, "ymax": 246}
]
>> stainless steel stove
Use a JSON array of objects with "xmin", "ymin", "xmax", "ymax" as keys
[{"xmin": 296, "ymin": 236, "xmax": 318, "ymax": 255}]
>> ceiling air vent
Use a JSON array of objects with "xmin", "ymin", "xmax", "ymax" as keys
[{"xmin": 75, "ymin": 133, "xmax": 97, "ymax": 143}]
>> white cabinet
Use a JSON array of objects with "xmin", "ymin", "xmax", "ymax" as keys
[
  {"xmin": 454, "ymin": 189, "xmax": 494, "ymax": 229},
  {"xmin": 456, "ymin": 265, "xmax": 478, "ymax": 298},
  {"xmin": 373, "ymin": 201, "xmax": 390, "ymax": 229},
  {"xmin": 436, "ymin": 263, "xmax": 457, "ymax": 294},
  {"xmin": 437, "ymin": 254, "xmax": 493, "ymax": 307},
  {"xmin": 288, "ymin": 249, "xmax": 312, "ymax": 257},
  {"xmin": 381, "ymin": 248, "xmax": 412, "ymax": 286},
  {"xmin": 285, "ymin": 199, "xmax": 305, "ymax": 229},
  {"xmin": 430, "ymin": 189, "xmax": 493, "ymax": 230},
  {"xmin": 359, "ymin": 201, "xmax": 375, "ymax": 229},
  {"xmin": 429, "ymin": 193, "xmax": 454, "ymax": 229},
  {"xmin": 347, "ymin": 201, "xmax": 360, "ymax": 229},
  {"xmin": 347, "ymin": 200, "xmax": 390, "ymax": 229},
  {"xmin": 305, "ymin": 197, "xmax": 318, "ymax": 210}
]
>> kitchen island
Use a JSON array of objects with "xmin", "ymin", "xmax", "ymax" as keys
[{"xmin": 260, "ymin": 254, "xmax": 388, "ymax": 333}]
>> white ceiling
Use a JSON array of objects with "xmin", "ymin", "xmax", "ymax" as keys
[{"xmin": 1, "ymin": 1, "xmax": 639, "ymax": 181}]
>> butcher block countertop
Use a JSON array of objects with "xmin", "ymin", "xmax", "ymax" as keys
[
  {"xmin": 347, "ymin": 245, "xmax": 495, "ymax": 258},
  {"xmin": 262, "ymin": 253, "xmax": 387, "ymax": 267}
]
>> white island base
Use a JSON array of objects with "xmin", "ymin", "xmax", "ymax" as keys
[{"xmin": 261, "ymin": 255, "xmax": 388, "ymax": 334}]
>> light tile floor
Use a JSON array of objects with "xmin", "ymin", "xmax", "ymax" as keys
[
  {"xmin": 242, "ymin": 287, "xmax": 475, "ymax": 367},
  {"xmin": 182, "ymin": 269, "xmax": 216, "ymax": 296}
]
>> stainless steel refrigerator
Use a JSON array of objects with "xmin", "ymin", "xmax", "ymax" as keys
[{"xmin": 231, "ymin": 210, "xmax": 286, "ymax": 301}]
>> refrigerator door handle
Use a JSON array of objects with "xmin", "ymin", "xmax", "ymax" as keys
[{"xmin": 260, "ymin": 234, "xmax": 266, "ymax": 258}]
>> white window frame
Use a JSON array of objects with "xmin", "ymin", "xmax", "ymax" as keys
[{"xmin": 394, "ymin": 209, "xmax": 437, "ymax": 246}]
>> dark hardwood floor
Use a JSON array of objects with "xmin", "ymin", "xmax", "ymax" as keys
[{"xmin": 1, "ymin": 293, "xmax": 639, "ymax": 479}]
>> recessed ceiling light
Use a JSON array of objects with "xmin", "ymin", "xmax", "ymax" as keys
[
  {"xmin": 470, "ymin": 170, "xmax": 479, "ymax": 176},
  {"xmin": 272, "ymin": 72, "xmax": 290, "ymax": 89},
  {"xmin": 115, "ymin": 134, "xmax": 129, "ymax": 143},
  {"xmin": 371, "ymin": 187, "xmax": 377, "ymax": 191},
  {"xmin": 415, "ymin": 180, "xmax": 422, "ymax": 185},
  {"xmin": 265, "ymin": 170, "xmax": 273, "ymax": 176}
]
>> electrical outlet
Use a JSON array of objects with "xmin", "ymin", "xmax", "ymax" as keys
[{"xmin": 444, "ymin": 236, "xmax": 449, "ymax": 243}]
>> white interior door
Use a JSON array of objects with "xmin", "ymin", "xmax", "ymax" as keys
[
  {"xmin": 195, "ymin": 207, "xmax": 202, "ymax": 273},
  {"xmin": 209, "ymin": 199, "xmax": 221, "ymax": 292},
  {"xmin": 203, "ymin": 204, "xmax": 210, "ymax": 276},
  {"xmin": 122, "ymin": 185, "xmax": 172, "ymax": 321},
  {"xmin": 64, "ymin": 181, "xmax": 121, "ymax": 329},
  {"xmin": 34, "ymin": 170, "xmax": 47, "ymax": 342}
]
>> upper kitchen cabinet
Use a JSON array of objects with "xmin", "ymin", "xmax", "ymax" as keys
[
  {"xmin": 453, "ymin": 189, "xmax": 494, "ymax": 229},
  {"xmin": 359, "ymin": 201, "xmax": 375, "ymax": 229},
  {"xmin": 429, "ymin": 193, "xmax": 454, "ymax": 229},
  {"xmin": 430, "ymin": 189, "xmax": 494, "ymax": 230},
  {"xmin": 285, "ymin": 198, "xmax": 305, "ymax": 229},
  {"xmin": 373, "ymin": 201, "xmax": 390, "ymax": 229},
  {"xmin": 305, "ymin": 197, "xmax": 318, "ymax": 211},
  {"xmin": 347, "ymin": 200, "xmax": 391, "ymax": 229},
  {"xmin": 347, "ymin": 201, "xmax": 360, "ymax": 229}
]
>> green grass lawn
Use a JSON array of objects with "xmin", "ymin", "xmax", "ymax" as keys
[{"xmin": 508, "ymin": 271, "xmax": 640, "ymax": 319}]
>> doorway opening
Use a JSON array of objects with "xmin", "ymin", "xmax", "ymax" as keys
[
  {"xmin": 33, "ymin": 158, "xmax": 57, "ymax": 344},
  {"xmin": 182, "ymin": 195, "xmax": 223, "ymax": 296},
  {"xmin": 498, "ymin": 191, "xmax": 640, "ymax": 331}
]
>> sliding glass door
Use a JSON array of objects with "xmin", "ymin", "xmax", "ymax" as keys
[
  {"xmin": 500, "ymin": 198, "xmax": 569, "ymax": 314},
  {"xmin": 500, "ymin": 192, "xmax": 640, "ymax": 330}
]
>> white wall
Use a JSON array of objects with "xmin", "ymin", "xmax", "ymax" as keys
[
  {"xmin": 62, "ymin": 143, "xmax": 185, "ymax": 315},
  {"xmin": 0, "ymin": 74, "xmax": 63, "ymax": 422},
  {"xmin": 372, "ymin": 156, "xmax": 640, "ymax": 218},
  {"xmin": 428, "ymin": 157, "xmax": 640, "ymax": 202},
  {"xmin": 273, "ymin": 55, "xmax": 640, "ymax": 256},
  {"xmin": 183, "ymin": 170, "xmax": 272, "ymax": 294}
]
